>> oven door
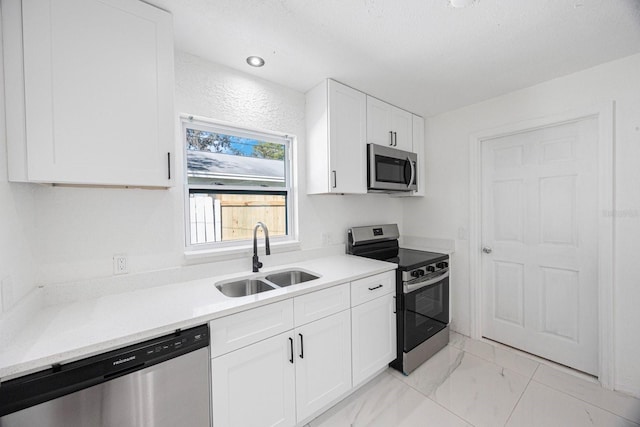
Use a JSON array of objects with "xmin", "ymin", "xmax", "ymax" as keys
[
  {"xmin": 402, "ymin": 271, "xmax": 449, "ymax": 353},
  {"xmin": 367, "ymin": 144, "xmax": 417, "ymax": 192}
]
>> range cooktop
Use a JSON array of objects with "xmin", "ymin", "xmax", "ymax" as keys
[
  {"xmin": 389, "ymin": 248, "xmax": 448, "ymax": 271},
  {"xmin": 347, "ymin": 224, "xmax": 448, "ymax": 271}
]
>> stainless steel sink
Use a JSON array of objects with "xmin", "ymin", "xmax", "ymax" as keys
[
  {"xmin": 215, "ymin": 269, "xmax": 321, "ymax": 297},
  {"xmin": 265, "ymin": 270, "xmax": 320, "ymax": 287},
  {"xmin": 215, "ymin": 279, "xmax": 276, "ymax": 297}
]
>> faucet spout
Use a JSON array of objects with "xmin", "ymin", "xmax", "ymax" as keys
[{"xmin": 252, "ymin": 222, "xmax": 271, "ymax": 272}]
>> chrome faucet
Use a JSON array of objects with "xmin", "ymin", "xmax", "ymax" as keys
[{"xmin": 252, "ymin": 222, "xmax": 271, "ymax": 272}]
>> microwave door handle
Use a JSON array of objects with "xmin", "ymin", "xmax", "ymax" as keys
[
  {"xmin": 404, "ymin": 271, "xmax": 449, "ymax": 293},
  {"xmin": 407, "ymin": 157, "xmax": 416, "ymax": 189}
]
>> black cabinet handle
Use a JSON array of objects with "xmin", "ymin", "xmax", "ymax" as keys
[
  {"xmin": 368, "ymin": 284, "xmax": 383, "ymax": 291},
  {"xmin": 289, "ymin": 337, "xmax": 294, "ymax": 364},
  {"xmin": 389, "ymin": 131, "xmax": 393, "ymax": 146},
  {"xmin": 167, "ymin": 152, "xmax": 171, "ymax": 179},
  {"xmin": 393, "ymin": 132, "xmax": 398, "ymax": 146},
  {"xmin": 393, "ymin": 295, "xmax": 396, "ymax": 314},
  {"xmin": 299, "ymin": 333, "xmax": 304, "ymax": 359}
]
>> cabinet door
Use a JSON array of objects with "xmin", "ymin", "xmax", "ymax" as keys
[
  {"xmin": 18, "ymin": 0, "xmax": 174, "ymax": 186},
  {"xmin": 366, "ymin": 96, "xmax": 394, "ymax": 147},
  {"xmin": 212, "ymin": 331, "xmax": 296, "ymax": 427},
  {"xmin": 367, "ymin": 96, "xmax": 413, "ymax": 151},
  {"xmin": 391, "ymin": 107, "xmax": 413, "ymax": 152},
  {"xmin": 295, "ymin": 310, "xmax": 352, "ymax": 422},
  {"xmin": 351, "ymin": 293, "xmax": 397, "ymax": 387},
  {"xmin": 328, "ymin": 80, "xmax": 367, "ymax": 193}
]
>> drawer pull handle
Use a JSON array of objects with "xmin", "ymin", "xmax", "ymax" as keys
[
  {"xmin": 299, "ymin": 333, "xmax": 304, "ymax": 359},
  {"xmin": 368, "ymin": 284, "xmax": 383, "ymax": 291},
  {"xmin": 289, "ymin": 337, "xmax": 294, "ymax": 364}
]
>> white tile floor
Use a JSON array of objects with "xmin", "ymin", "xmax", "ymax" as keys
[{"xmin": 308, "ymin": 332, "xmax": 640, "ymax": 427}]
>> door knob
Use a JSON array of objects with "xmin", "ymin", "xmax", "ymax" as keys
[{"xmin": 482, "ymin": 247, "xmax": 493, "ymax": 254}]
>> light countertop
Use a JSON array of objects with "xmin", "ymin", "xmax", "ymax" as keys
[{"xmin": 0, "ymin": 254, "xmax": 396, "ymax": 380}]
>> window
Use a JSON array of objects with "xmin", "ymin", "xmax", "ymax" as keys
[{"xmin": 183, "ymin": 118, "xmax": 294, "ymax": 250}]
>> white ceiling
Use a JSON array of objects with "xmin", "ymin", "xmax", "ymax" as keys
[{"xmin": 148, "ymin": 0, "xmax": 640, "ymax": 117}]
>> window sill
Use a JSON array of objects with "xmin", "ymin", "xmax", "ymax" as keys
[{"xmin": 184, "ymin": 239, "xmax": 302, "ymax": 263}]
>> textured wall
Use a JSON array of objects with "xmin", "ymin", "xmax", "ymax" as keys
[
  {"xmin": 175, "ymin": 51, "xmax": 405, "ymax": 250},
  {"xmin": 0, "ymin": 50, "xmax": 403, "ymax": 294},
  {"xmin": 175, "ymin": 52, "xmax": 304, "ymax": 134}
]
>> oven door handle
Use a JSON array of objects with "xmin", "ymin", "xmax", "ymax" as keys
[{"xmin": 403, "ymin": 271, "xmax": 449, "ymax": 293}]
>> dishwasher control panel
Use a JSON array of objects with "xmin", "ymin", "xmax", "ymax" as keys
[{"xmin": 104, "ymin": 325, "xmax": 210, "ymax": 375}]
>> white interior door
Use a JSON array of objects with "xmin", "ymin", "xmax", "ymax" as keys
[{"xmin": 481, "ymin": 117, "xmax": 599, "ymax": 375}]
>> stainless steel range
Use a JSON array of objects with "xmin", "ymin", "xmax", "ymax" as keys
[{"xmin": 347, "ymin": 224, "xmax": 449, "ymax": 375}]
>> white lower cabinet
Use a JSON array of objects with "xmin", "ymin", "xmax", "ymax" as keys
[
  {"xmin": 211, "ymin": 311, "xmax": 351, "ymax": 427},
  {"xmin": 210, "ymin": 273, "xmax": 393, "ymax": 426},
  {"xmin": 351, "ymin": 293, "xmax": 397, "ymax": 387},
  {"xmin": 294, "ymin": 310, "xmax": 352, "ymax": 422},
  {"xmin": 211, "ymin": 331, "xmax": 296, "ymax": 427}
]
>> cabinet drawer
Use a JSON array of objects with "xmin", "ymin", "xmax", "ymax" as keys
[
  {"xmin": 294, "ymin": 283, "xmax": 350, "ymax": 326},
  {"xmin": 210, "ymin": 299, "xmax": 294, "ymax": 357},
  {"xmin": 351, "ymin": 271, "xmax": 395, "ymax": 307}
]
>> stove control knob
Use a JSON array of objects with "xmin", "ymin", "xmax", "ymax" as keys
[
  {"xmin": 436, "ymin": 262, "xmax": 448, "ymax": 269},
  {"xmin": 412, "ymin": 269, "xmax": 426, "ymax": 277},
  {"xmin": 426, "ymin": 265, "xmax": 436, "ymax": 273}
]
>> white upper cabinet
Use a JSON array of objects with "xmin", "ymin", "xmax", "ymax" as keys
[
  {"xmin": 366, "ymin": 96, "xmax": 413, "ymax": 152},
  {"xmin": 306, "ymin": 79, "xmax": 367, "ymax": 194},
  {"xmin": 2, "ymin": 0, "xmax": 175, "ymax": 187}
]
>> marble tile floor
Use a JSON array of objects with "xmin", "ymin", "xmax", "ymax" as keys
[{"xmin": 308, "ymin": 332, "xmax": 640, "ymax": 427}]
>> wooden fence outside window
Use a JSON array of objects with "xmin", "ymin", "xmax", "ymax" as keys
[{"xmin": 190, "ymin": 193, "xmax": 286, "ymax": 244}]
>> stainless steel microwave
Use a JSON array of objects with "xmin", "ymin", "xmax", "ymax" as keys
[{"xmin": 367, "ymin": 144, "xmax": 418, "ymax": 192}]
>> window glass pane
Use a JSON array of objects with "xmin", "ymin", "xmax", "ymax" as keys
[
  {"xmin": 186, "ymin": 129, "xmax": 286, "ymax": 187},
  {"xmin": 189, "ymin": 191, "xmax": 287, "ymax": 245}
]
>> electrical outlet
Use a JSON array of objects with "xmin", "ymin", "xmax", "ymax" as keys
[{"xmin": 113, "ymin": 255, "xmax": 129, "ymax": 275}]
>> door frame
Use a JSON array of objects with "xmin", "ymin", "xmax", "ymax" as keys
[{"xmin": 468, "ymin": 102, "xmax": 615, "ymax": 388}]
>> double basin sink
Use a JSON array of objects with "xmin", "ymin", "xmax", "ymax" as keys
[{"xmin": 215, "ymin": 269, "xmax": 320, "ymax": 297}]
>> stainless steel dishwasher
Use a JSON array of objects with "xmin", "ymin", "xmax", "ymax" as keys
[{"xmin": 0, "ymin": 324, "xmax": 211, "ymax": 427}]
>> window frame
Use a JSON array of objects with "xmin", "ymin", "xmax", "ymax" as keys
[{"xmin": 182, "ymin": 115, "xmax": 297, "ymax": 254}]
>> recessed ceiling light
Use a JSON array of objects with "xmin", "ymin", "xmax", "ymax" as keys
[
  {"xmin": 449, "ymin": 0, "xmax": 477, "ymax": 8},
  {"xmin": 246, "ymin": 56, "xmax": 265, "ymax": 67}
]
